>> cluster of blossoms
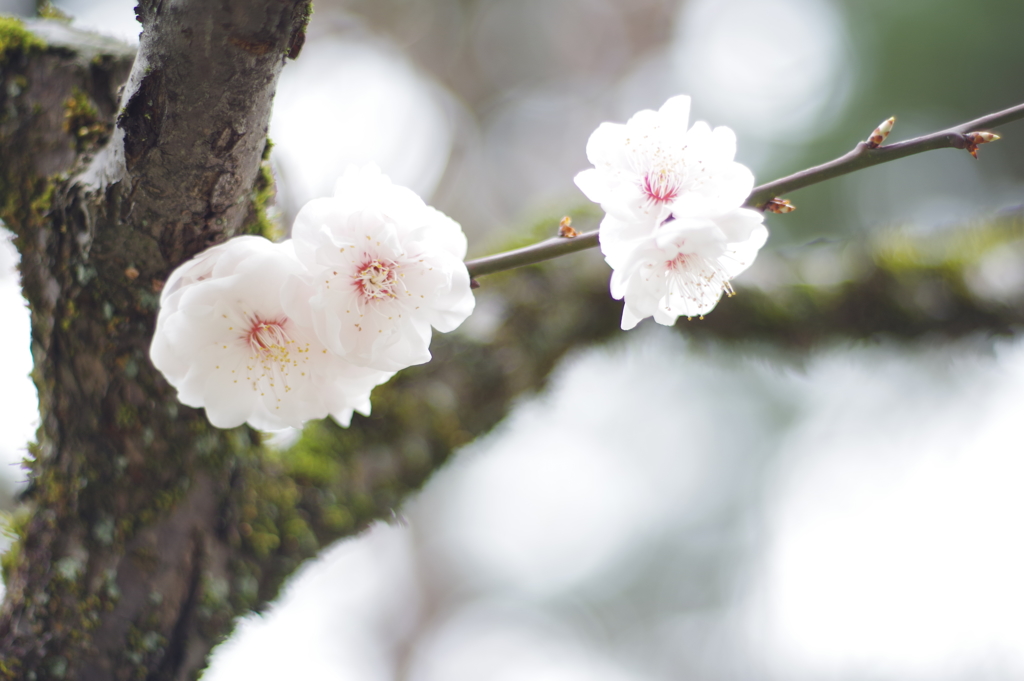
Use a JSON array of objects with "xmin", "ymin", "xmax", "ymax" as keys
[
  {"xmin": 150, "ymin": 95, "xmax": 765, "ymax": 429},
  {"xmin": 150, "ymin": 165, "xmax": 475, "ymax": 431},
  {"xmin": 575, "ymin": 95, "xmax": 768, "ymax": 329}
]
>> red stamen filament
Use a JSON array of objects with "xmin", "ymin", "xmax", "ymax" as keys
[
  {"xmin": 246, "ymin": 318, "xmax": 290, "ymax": 353},
  {"xmin": 643, "ymin": 170, "xmax": 680, "ymax": 204}
]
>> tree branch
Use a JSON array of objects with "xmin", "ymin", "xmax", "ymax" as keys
[
  {"xmin": 466, "ymin": 101, "xmax": 1024, "ymax": 280},
  {"xmin": 745, "ymin": 101, "xmax": 1024, "ymax": 208},
  {"xmin": 467, "ymin": 230, "xmax": 599, "ymax": 278}
]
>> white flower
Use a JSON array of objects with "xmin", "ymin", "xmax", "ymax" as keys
[
  {"xmin": 606, "ymin": 211, "xmax": 767, "ymax": 329},
  {"xmin": 575, "ymin": 95, "xmax": 768, "ymax": 329},
  {"xmin": 287, "ymin": 164, "xmax": 474, "ymax": 372},
  {"xmin": 574, "ymin": 95, "xmax": 754, "ymax": 226},
  {"xmin": 150, "ymin": 236, "xmax": 392, "ymax": 431}
]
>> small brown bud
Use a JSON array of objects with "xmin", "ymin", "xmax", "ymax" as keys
[
  {"xmin": 765, "ymin": 197, "xmax": 796, "ymax": 214},
  {"xmin": 470, "ymin": 278, "xmax": 480, "ymax": 290},
  {"xmin": 124, "ymin": 266, "xmax": 140, "ymax": 280},
  {"xmin": 152, "ymin": 279, "xmax": 165, "ymax": 293},
  {"xmin": 557, "ymin": 215, "xmax": 579, "ymax": 238},
  {"xmin": 866, "ymin": 116, "xmax": 896, "ymax": 148},
  {"xmin": 963, "ymin": 131, "xmax": 1001, "ymax": 158}
]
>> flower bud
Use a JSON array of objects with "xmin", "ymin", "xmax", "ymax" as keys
[
  {"xmin": 963, "ymin": 131, "xmax": 1001, "ymax": 158},
  {"xmin": 866, "ymin": 116, "xmax": 896, "ymax": 148},
  {"xmin": 765, "ymin": 197, "xmax": 796, "ymax": 214},
  {"xmin": 558, "ymin": 216, "xmax": 580, "ymax": 238}
]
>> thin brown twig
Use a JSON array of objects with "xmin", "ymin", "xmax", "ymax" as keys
[
  {"xmin": 466, "ymin": 101, "xmax": 1024, "ymax": 280},
  {"xmin": 746, "ymin": 101, "xmax": 1024, "ymax": 207}
]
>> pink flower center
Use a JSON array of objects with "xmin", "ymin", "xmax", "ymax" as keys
[
  {"xmin": 245, "ymin": 317, "xmax": 290, "ymax": 354},
  {"xmin": 642, "ymin": 170, "xmax": 681, "ymax": 205},
  {"xmin": 235, "ymin": 314, "xmax": 309, "ymax": 402},
  {"xmin": 666, "ymin": 253, "xmax": 688, "ymax": 271},
  {"xmin": 354, "ymin": 258, "xmax": 400, "ymax": 301}
]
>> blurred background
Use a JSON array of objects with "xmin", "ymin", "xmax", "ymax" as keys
[{"xmin": 2, "ymin": 0, "xmax": 1024, "ymax": 678}]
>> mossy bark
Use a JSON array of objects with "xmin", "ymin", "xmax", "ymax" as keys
[
  {"xmin": 0, "ymin": 7, "xmax": 1022, "ymax": 681},
  {"xmin": 0, "ymin": 7, "xmax": 313, "ymax": 680}
]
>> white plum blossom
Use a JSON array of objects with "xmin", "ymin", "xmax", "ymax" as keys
[
  {"xmin": 150, "ymin": 236, "xmax": 392, "ymax": 431},
  {"xmin": 606, "ymin": 211, "xmax": 767, "ymax": 329},
  {"xmin": 575, "ymin": 95, "xmax": 754, "ymax": 226},
  {"xmin": 286, "ymin": 164, "xmax": 475, "ymax": 372},
  {"xmin": 574, "ymin": 95, "xmax": 768, "ymax": 329},
  {"xmin": 149, "ymin": 168, "xmax": 476, "ymax": 432}
]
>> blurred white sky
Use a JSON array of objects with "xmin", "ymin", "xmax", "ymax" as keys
[
  {"xmin": 50, "ymin": 0, "xmax": 139, "ymax": 43},
  {"xmin": 753, "ymin": 343, "xmax": 1024, "ymax": 679},
  {"xmin": 0, "ymin": 232, "xmax": 37, "ymax": 499},
  {"xmin": 268, "ymin": 35, "xmax": 454, "ymax": 220},
  {"xmin": 673, "ymin": 0, "xmax": 852, "ymax": 142}
]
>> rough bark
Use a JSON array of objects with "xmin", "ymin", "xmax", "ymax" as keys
[
  {"xmin": 1, "ymin": 7, "xmax": 1023, "ymax": 681},
  {"xmin": 0, "ymin": 5, "xmax": 311, "ymax": 679}
]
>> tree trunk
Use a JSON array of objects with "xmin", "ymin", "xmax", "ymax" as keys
[{"xmin": 0, "ymin": 5, "xmax": 312, "ymax": 678}]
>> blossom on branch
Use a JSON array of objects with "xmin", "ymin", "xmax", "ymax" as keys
[
  {"xmin": 575, "ymin": 95, "xmax": 767, "ymax": 329},
  {"xmin": 150, "ymin": 236, "xmax": 391, "ymax": 431},
  {"xmin": 150, "ymin": 168, "xmax": 475, "ymax": 432},
  {"xmin": 604, "ymin": 211, "xmax": 767, "ymax": 328},
  {"xmin": 287, "ymin": 165, "xmax": 475, "ymax": 372},
  {"xmin": 575, "ymin": 95, "xmax": 754, "ymax": 225}
]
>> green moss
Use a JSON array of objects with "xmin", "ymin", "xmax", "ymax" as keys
[
  {"xmin": 225, "ymin": 424, "xmax": 376, "ymax": 609},
  {"xmin": 286, "ymin": 1, "xmax": 314, "ymax": 59},
  {"xmin": 874, "ymin": 213, "xmax": 1024, "ymax": 273},
  {"xmin": 123, "ymin": 625, "xmax": 167, "ymax": 679},
  {"xmin": 0, "ymin": 508, "xmax": 31, "ymax": 585},
  {"xmin": 246, "ymin": 530, "xmax": 280, "ymax": 558},
  {"xmin": 63, "ymin": 89, "xmax": 110, "ymax": 153},
  {"xmin": 0, "ymin": 659, "xmax": 21, "ymax": 680},
  {"xmin": 28, "ymin": 182, "xmax": 53, "ymax": 217},
  {"xmin": 0, "ymin": 175, "xmax": 53, "ymax": 239},
  {"xmin": 115, "ymin": 403, "xmax": 137, "ymax": 429},
  {"xmin": 320, "ymin": 505, "xmax": 354, "ymax": 533},
  {"xmin": 36, "ymin": 2, "xmax": 71, "ymax": 22},
  {"xmin": 0, "ymin": 16, "xmax": 45, "ymax": 62},
  {"xmin": 272, "ymin": 424, "xmax": 342, "ymax": 485},
  {"xmin": 241, "ymin": 139, "xmax": 281, "ymax": 239}
]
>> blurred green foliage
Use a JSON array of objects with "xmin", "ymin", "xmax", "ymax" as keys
[{"xmin": 763, "ymin": 0, "xmax": 1024, "ymax": 242}]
